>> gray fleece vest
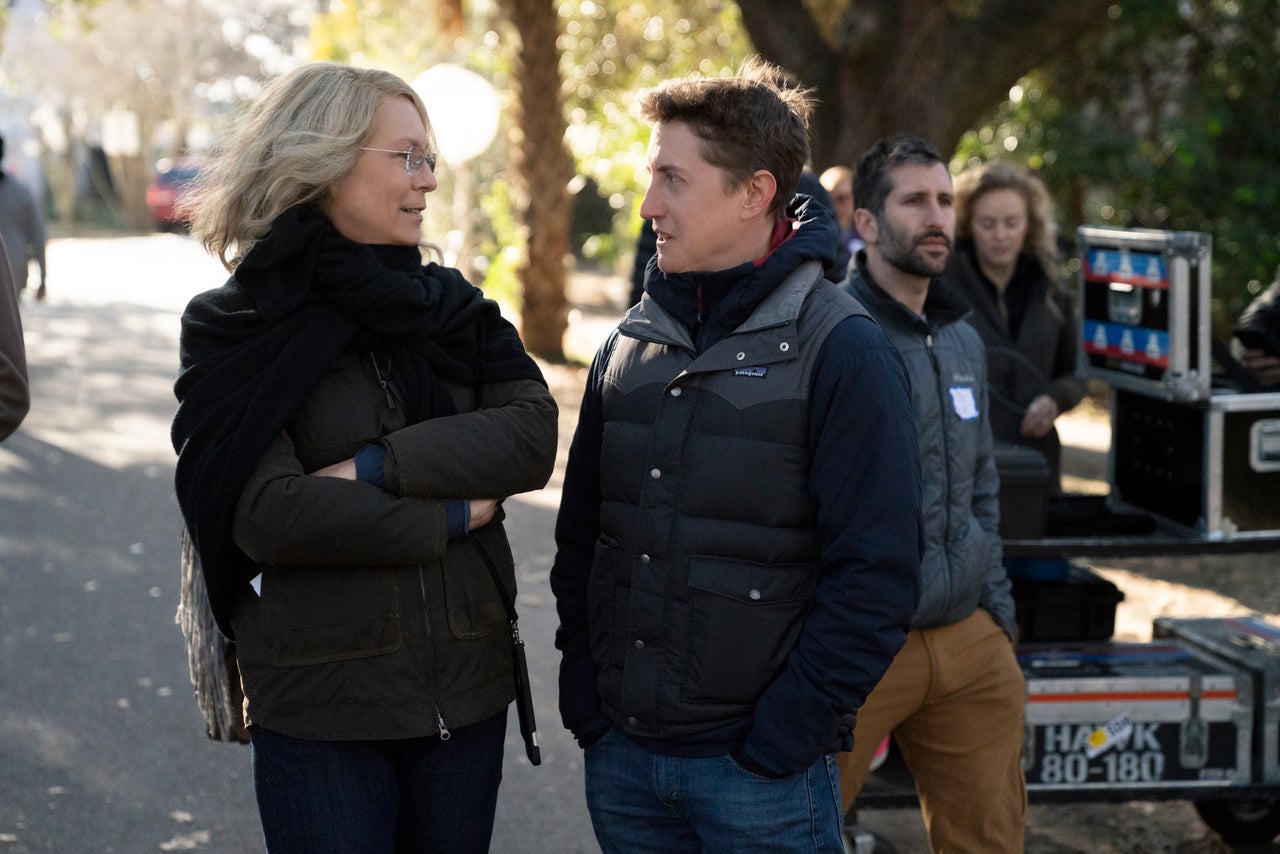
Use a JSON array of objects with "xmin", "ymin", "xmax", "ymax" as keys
[{"xmin": 590, "ymin": 262, "xmax": 864, "ymax": 737}]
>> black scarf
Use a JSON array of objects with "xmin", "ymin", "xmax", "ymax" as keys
[{"xmin": 171, "ymin": 205, "xmax": 544, "ymax": 638}]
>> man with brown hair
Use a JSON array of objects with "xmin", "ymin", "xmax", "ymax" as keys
[
  {"xmin": 551, "ymin": 59, "xmax": 922, "ymax": 851},
  {"xmin": 839, "ymin": 134, "xmax": 1026, "ymax": 852}
]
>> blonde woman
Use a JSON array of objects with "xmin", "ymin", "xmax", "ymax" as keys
[
  {"xmin": 819, "ymin": 164, "xmax": 862, "ymax": 274},
  {"xmin": 172, "ymin": 62, "xmax": 557, "ymax": 852},
  {"xmin": 946, "ymin": 161, "xmax": 1083, "ymax": 488}
]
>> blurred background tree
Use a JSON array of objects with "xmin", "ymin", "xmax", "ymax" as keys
[
  {"xmin": 495, "ymin": 0, "xmax": 575, "ymax": 359},
  {"xmin": 952, "ymin": 0, "xmax": 1280, "ymax": 338},
  {"xmin": 7, "ymin": 0, "xmax": 308, "ymax": 229},
  {"xmin": 737, "ymin": 0, "xmax": 1115, "ymax": 168},
  {"xmin": 307, "ymin": 0, "xmax": 754, "ymax": 360},
  {"xmin": 555, "ymin": 0, "xmax": 753, "ymax": 261},
  {"xmin": 6, "ymin": 0, "xmax": 1276, "ymax": 355}
]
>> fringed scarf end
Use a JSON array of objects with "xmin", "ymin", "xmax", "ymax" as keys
[{"xmin": 177, "ymin": 529, "xmax": 248, "ymax": 744}]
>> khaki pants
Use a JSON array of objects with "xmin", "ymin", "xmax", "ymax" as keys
[{"xmin": 837, "ymin": 609, "xmax": 1027, "ymax": 853}]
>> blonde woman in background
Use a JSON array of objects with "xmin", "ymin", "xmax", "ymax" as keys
[
  {"xmin": 945, "ymin": 161, "xmax": 1083, "ymax": 489},
  {"xmin": 819, "ymin": 164, "xmax": 862, "ymax": 276}
]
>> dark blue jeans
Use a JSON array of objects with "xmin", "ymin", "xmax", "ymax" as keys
[
  {"xmin": 583, "ymin": 728, "xmax": 845, "ymax": 853},
  {"xmin": 249, "ymin": 710, "xmax": 507, "ymax": 854}
]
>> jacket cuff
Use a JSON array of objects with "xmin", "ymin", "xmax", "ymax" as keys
[
  {"xmin": 353, "ymin": 443, "xmax": 387, "ymax": 488},
  {"xmin": 444, "ymin": 499, "xmax": 470, "ymax": 540}
]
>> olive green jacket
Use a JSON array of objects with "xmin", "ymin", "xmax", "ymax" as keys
[
  {"xmin": 230, "ymin": 350, "xmax": 557, "ymax": 740},
  {"xmin": 0, "ymin": 237, "xmax": 28, "ymax": 441}
]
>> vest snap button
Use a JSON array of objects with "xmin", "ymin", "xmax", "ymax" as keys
[
  {"xmin": 628, "ymin": 716, "xmax": 638, "ymax": 726},
  {"xmin": 634, "ymin": 639, "xmax": 644, "ymax": 650},
  {"xmin": 640, "ymin": 554, "xmax": 650, "ymax": 564},
  {"xmin": 749, "ymin": 589, "xmax": 762, "ymax": 600},
  {"xmin": 736, "ymin": 352, "xmax": 746, "ymax": 360},
  {"xmin": 670, "ymin": 387, "xmax": 681, "ymax": 397},
  {"xmin": 650, "ymin": 468, "xmax": 661, "ymax": 479},
  {"xmin": 779, "ymin": 341, "xmax": 790, "ymax": 352}
]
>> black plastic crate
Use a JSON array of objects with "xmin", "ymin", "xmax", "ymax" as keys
[
  {"xmin": 993, "ymin": 441, "xmax": 1050, "ymax": 539},
  {"xmin": 1011, "ymin": 563, "xmax": 1125, "ymax": 643}
]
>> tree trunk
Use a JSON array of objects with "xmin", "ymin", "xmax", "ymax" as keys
[
  {"xmin": 498, "ymin": 0, "xmax": 573, "ymax": 361},
  {"xmin": 736, "ymin": 0, "xmax": 1115, "ymax": 166}
]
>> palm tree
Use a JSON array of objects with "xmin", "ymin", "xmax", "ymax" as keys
[{"xmin": 498, "ymin": 0, "xmax": 573, "ymax": 361}]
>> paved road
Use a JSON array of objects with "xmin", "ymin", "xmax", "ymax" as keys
[{"xmin": 0, "ymin": 234, "xmax": 598, "ymax": 853}]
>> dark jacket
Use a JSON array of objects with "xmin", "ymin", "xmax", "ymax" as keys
[
  {"xmin": 943, "ymin": 242, "xmax": 1084, "ymax": 479},
  {"xmin": 230, "ymin": 353, "xmax": 557, "ymax": 741},
  {"xmin": 844, "ymin": 255, "xmax": 1015, "ymax": 640},
  {"xmin": 1235, "ymin": 275, "xmax": 1280, "ymax": 364},
  {"xmin": 0, "ymin": 173, "xmax": 45, "ymax": 293},
  {"xmin": 173, "ymin": 209, "xmax": 558, "ymax": 741},
  {"xmin": 173, "ymin": 209, "xmax": 547, "ymax": 640},
  {"xmin": 553, "ymin": 200, "xmax": 922, "ymax": 774},
  {"xmin": 0, "ymin": 237, "xmax": 28, "ymax": 440}
]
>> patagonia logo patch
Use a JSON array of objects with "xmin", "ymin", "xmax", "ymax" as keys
[{"xmin": 734, "ymin": 366, "xmax": 768, "ymax": 378}]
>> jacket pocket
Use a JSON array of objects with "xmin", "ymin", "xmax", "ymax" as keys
[
  {"xmin": 949, "ymin": 516, "xmax": 996, "ymax": 612},
  {"xmin": 683, "ymin": 557, "xmax": 817, "ymax": 704},
  {"xmin": 260, "ymin": 566, "xmax": 403, "ymax": 667},
  {"xmin": 442, "ymin": 524, "xmax": 514, "ymax": 640},
  {"xmin": 587, "ymin": 533, "xmax": 622, "ymax": 685}
]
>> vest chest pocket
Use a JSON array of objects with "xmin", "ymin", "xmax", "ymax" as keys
[{"xmin": 683, "ymin": 557, "xmax": 817, "ymax": 704}]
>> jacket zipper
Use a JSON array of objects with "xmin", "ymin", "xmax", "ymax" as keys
[
  {"xmin": 925, "ymin": 331, "xmax": 955, "ymax": 607},
  {"xmin": 418, "ymin": 561, "xmax": 451, "ymax": 740},
  {"xmin": 370, "ymin": 352, "xmax": 397, "ymax": 412},
  {"xmin": 371, "ymin": 353, "xmax": 447, "ymax": 737}
]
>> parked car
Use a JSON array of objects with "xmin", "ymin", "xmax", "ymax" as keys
[{"xmin": 144, "ymin": 156, "xmax": 204, "ymax": 230}]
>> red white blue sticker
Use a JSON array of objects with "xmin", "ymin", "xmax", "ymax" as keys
[
  {"xmin": 1084, "ymin": 248, "xmax": 1168, "ymax": 288},
  {"xmin": 1082, "ymin": 320, "xmax": 1169, "ymax": 367}
]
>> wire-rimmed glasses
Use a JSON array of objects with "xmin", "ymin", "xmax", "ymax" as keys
[{"xmin": 359, "ymin": 146, "xmax": 438, "ymax": 175}]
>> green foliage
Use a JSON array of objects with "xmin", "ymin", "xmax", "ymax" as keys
[
  {"xmin": 309, "ymin": 0, "xmax": 522, "ymax": 292},
  {"xmin": 556, "ymin": 0, "xmax": 754, "ymax": 267},
  {"xmin": 309, "ymin": 1, "xmax": 450, "ymax": 75},
  {"xmin": 477, "ymin": 173, "xmax": 521, "ymax": 307},
  {"xmin": 308, "ymin": 0, "xmax": 753, "ymax": 278},
  {"xmin": 954, "ymin": 0, "xmax": 1280, "ymax": 337}
]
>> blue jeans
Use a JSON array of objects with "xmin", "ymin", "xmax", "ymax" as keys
[
  {"xmin": 249, "ymin": 710, "xmax": 507, "ymax": 854},
  {"xmin": 584, "ymin": 728, "xmax": 845, "ymax": 853}
]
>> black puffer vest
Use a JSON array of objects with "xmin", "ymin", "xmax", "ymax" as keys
[{"xmin": 589, "ymin": 261, "xmax": 864, "ymax": 738}]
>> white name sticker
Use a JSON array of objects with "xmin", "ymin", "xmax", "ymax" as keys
[{"xmin": 949, "ymin": 386, "xmax": 979, "ymax": 420}]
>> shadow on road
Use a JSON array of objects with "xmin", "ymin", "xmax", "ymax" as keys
[
  {"xmin": 0, "ymin": 426, "xmax": 262, "ymax": 852},
  {"xmin": 1, "ymin": 258, "xmax": 601, "ymax": 851}
]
